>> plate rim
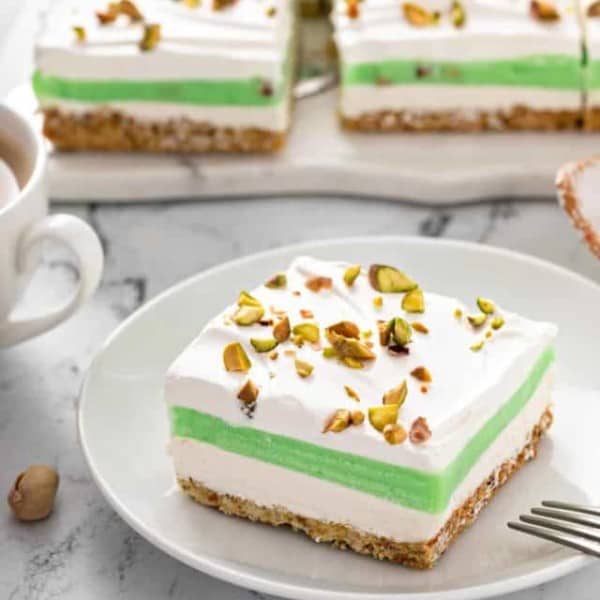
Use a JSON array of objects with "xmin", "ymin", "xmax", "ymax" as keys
[{"xmin": 79, "ymin": 236, "xmax": 596, "ymax": 600}]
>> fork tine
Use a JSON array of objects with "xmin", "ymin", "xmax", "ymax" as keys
[
  {"xmin": 531, "ymin": 507, "xmax": 600, "ymax": 529},
  {"xmin": 507, "ymin": 521, "xmax": 600, "ymax": 557},
  {"xmin": 520, "ymin": 514, "xmax": 600, "ymax": 543},
  {"xmin": 542, "ymin": 501, "xmax": 600, "ymax": 517}
]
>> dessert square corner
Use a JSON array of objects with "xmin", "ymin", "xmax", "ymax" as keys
[{"xmin": 164, "ymin": 256, "xmax": 557, "ymax": 568}]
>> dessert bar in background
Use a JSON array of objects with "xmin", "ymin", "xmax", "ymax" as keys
[
  {"xmin": 165, "ymin": 257, "xmax": 557, "ymax": 568},
  {"xmin": 333, "ymin": 0, "xmax": 584, "ymax": 131},
  {"xmin": 33, "ymin": 0, "xmax": 295, "ymax": 152}
]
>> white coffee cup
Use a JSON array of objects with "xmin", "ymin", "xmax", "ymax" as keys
[{"xmin": 0, "ymin": 104, "xmax": 103, "ymax": 347}]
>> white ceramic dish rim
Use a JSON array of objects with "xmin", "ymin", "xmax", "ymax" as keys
[{"xmin": 78, "ymin": 236, "xmax": 596, "ymax": 600}]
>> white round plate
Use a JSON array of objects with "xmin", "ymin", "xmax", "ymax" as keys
[{"xmin": 79, "ymin": 237, "xmax": 600, "ymax": 600}]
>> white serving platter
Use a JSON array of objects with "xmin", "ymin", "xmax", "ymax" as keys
[
  {"xmin": 8, "ymin": 83, "xmax": 600, "ymax": 204},
  {"xmin": 79, "ymin": 237, "xmax": 600, "ymax": 600}
]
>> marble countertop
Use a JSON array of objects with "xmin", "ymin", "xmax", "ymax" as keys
[
  {"xmin": 2, "ymin": 197, "xmax": 600, "ymax": 600},
  {"xmin": 2, "ymin": 3, "xmax": 600, "ymax": 599}
]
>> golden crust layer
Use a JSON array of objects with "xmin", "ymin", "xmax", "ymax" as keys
[
  {"xmin": 341, "ymin": 107, "xmax": 582, "ymax": 132},
  {"xmin": 41, "ymin": 108, "xmax": 286, "ymax": 153},
  {"xmin": 177, "ymin": 406, "xmax": 553, "ymax": 569},
  {"xmin": 584, "ymin": 107, "xmax": 600, "ymax": 131}
]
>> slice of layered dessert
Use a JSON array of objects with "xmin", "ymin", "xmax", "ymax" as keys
[
  {"xmin": 33, "ymin": 0, "xmax": 295, "ymax": 152},
  {"xmin": 332, "ymin": 0, "xmax": 583, "ymax": 131},
  {"xmin": 165, "ymin": 256, "xmax": 557, "ymax": 568}
]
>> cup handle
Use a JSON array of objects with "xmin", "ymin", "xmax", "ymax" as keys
[{"xmin": 0, "ymin": 214, "xmax": 104, "ymax": 347}]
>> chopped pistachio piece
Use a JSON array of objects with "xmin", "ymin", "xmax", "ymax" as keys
[
  {"xmin": 250, "ymin": 338, "xmax": 278, "ymax": 353},
  {"xmin": 382, "ymin": 380, "xmax": 408, "ymax": 406},
  {"xmin": 72, "ymin": 26, "xmax": 86, "ymax": 42},
  {"xmin": 409, "ymin": 416, "xmax": 432, "ymax": 444},
  {"xmin": 373, "ymin": 296, "xmax": 383, "ymax": 309},
  {"xmin": 450, "ymin": 0, "xmax": 466, "ymax": 27},
  {"xmin": 342, "ymin": 356, "xmax": 364, "ymax": 369},
  {"xmin": 305, "ymin": 276, "xmax": 333, "ymax": 293},
  {"xmin": 362, "ymin": 329, "xmax": 373, "ymax": 338},
  {"xmin": 411, "ymin": 321, "xmax": 429, "ymax": 334},
  {"xmin": 343, "ymin": 264, "xmax": 361, "ymax": 286},
  {"xmin": 378, "ymin": 319, "xmax": 393, "ymax": 346},
  {"xmin": 344, "ymin": 385, "xmax": 361, "ymax": 402},
  {"xmin": 265, "ymin": 273, "xmax": 287, "ymax": 289},
  {"xmin": 223, "ymin": 342, "xmax": 251, "ymax": 372},
  {"xmin": 410, "ymin": 366, "xmax": 432, "ymax": 383},
  {"xmin": 368, "ymin": 404, "xmax": 399, "ymax": 432},
  {"xmin": 273, "ymin": 316, "xmax": 291, "ymax": 342},
  {"xmin": 323, "ymin": 409, "xmax": 351, "ymax": 433},
  {"xmin": 295, "ymin": 359, "xmax": 314, "ymax": 378},
  {"xmin": 139, "ymin": 23, "xmax": 161, "ymax": 52},
  {"xmin": 470, "ymin": 340, "xmax": 485, "ymax": 352},
  {"xmin": 402, "ymin": 2, "xmax": 440, "ymax": 26},
  {"xmin": 237, "ymin": 379, "xmax": 259, "ymax": 404},
  {"xmin": 476, "ymin": 297, "xmax": 495, "ymax": 315},
  {"xmin": 402, "ymin": 288, "xmax": 425, "ymax": 313},
  {"xmin": 327, "ymin": 330, "xmax": 376, "ymax": 360},
  {"xmin": 491, "ymin": 316, "xmax": 505, "ymax": 330},
  {"xmin": 485, "ymin": 330, "xmax": 493, "ymax": 339},
  {"xmin": 383, "ymin": 423, "xmax": 408, "ymax": 445},
  {"xmin": 530, "ymin": 0, "xmax": 560, "ymax": 21},
  {"xmin": 292, "ymin": 322, "xmax": 320, "ymax": 343},
  {"xmin": 467, "ymin": 313, "xmax": 487, "ymax": 328},
  {"xmin": 322, "ymin": 347, "xmax": 337, "ymax": 358},
  {"xmin": 346, "ymin": 0, "xmax": 360, "ymax": 18},
  {"xmin": 119, "ymin": 0, "xmax": 144, "ymax": 21},
  {"xmin": 454, "ymin": 308, "xmax": 463, "ymax": 319},
  {"xmin": 265, "ymin": 5, "xmax": 277, "ymax": 17},
  {"xmin": 233, "ymin": 305, "xmax": 264, "ymax": 326},
  {"xmin": 327, "ymin": 321, "xmax": 360, "ymax": 339},
  {"xmin": 96, "ymin": 5, "xmax": 118, "ymax": 24},
  {"xmin": 392, "ymin": 317, "xmax": 413, "ymax": 346},
  {"xmin": 350, "ymin": 410, "xmax": 365, "ymax": 426},
  {"xmin": 238, "ymin": 290, "xmax": 262, "ymax": 307},
  {"xmin": 368, "ymin": 264, "xmax": 418, "ymax": 293}
]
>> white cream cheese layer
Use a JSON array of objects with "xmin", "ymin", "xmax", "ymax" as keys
[
  {"xmin": 170, "ymin": 368, "xmax": 553, "ymax": 542},
  {"xmin": 333, "ymin": 0, "xmax": 581, "ymax": 63},
  {"xmin": 340, "ymin": 86, "xmax": 580, "ymax": 116},
  {"xmin": 165, "ymin": 256, "xmax": 557, "ymax": 475},
  {"xmin": 38, "ymin": 96, "xmax": 291, "ymax": 130},
  {"xmin": 37, "ymin": 0, "xmax": 294, "ymax": 82}
]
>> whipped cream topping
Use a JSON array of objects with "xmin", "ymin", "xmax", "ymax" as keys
[
  {"xmin": 37, "ymin": 0, "xmax": 294, "ymax": 82},
  {"xmin": 333, "ymin": 0, "xmax": 581, "ymax": 63},
  {"xmin": 166, "ymin": 256, "xmax": 556, "ymax": 473}
]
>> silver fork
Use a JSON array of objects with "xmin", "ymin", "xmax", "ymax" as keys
[{"xmin": 508, "ymin": 501, "xmax": 600, "ymax": 557}]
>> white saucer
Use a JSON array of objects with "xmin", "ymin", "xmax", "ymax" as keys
[{"xmin": 79, "ymin": 237, "xmax": 600, "ymax": 599}]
